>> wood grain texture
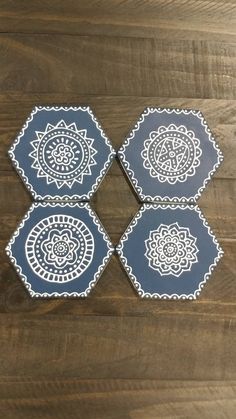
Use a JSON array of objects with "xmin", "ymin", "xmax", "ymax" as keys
[
  {"xmin": 0, "ymin": 1, "xmax": 236, "ymax": 417},
  {"xmin": 0, "ymin": 379, "xmax": 236, "ymax": 419},
  {"xmin": 0, "ymin": 35, "xmax": 235, "ymax": 98},
  {"xmin": 0, "ymin": 314, "xmax": 236, "ymax": 379},
  {"xmin": 0, "ymin": 0, "xmax": 236, "ymax": 42}
]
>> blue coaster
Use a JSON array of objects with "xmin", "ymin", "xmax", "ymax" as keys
[
  {"xmin": 9, "ymin": 106, "xmax": 115, "ymax": 200},
  {"xmin": 118, "ymin": 107, "xmax": 223, "ymax": 203},
  {"xmin": 116, "ymin": 204, "xmax": 223, "ymax": 299},
  {"xmin": 6, "ymin": 203, "xmax": 114, "ymax": 298}
]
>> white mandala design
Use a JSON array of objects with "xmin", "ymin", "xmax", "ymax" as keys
[
  {"xmin": 25, "ymin": 215, "xmax": 94, "ymax": 283},
  {"xmin": 145, "ymin": 222, "xmax": 198, "ymax": 277},
  {"xmin": 29, "ymin": 120, "xmax": 97, "ymax": 189},
  {"xmin": 141, "ymin": 124, "xmax": 202, "ymax": 184}
]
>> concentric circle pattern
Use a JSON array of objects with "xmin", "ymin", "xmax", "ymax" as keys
[
  {"xmin": 26, "ymin": 214, "xmax": 94, "ymax": 283},
  {"xmin": 30, "ymin": 120, "xmax": 97, "ymax": 188}
]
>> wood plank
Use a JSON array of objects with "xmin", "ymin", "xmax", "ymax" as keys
[
  {"xmin": 0, "ymin": 313, "xmax": 236, "ymax": 380},
  {"xmin": 0, "ymin": 36, "xmax": 235, "ymax": 97},
  {"xmin": 0, "ymin": 0, "xmax": 235, "ymax": 41},
  {"xmin": 0, "ymin": 378, "xmax": 236, "ymax": 419}
]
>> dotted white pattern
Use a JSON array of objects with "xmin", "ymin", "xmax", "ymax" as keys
[
  {"xmin": 8, "ymin": 106, "xmax": 115, "ymax": 200},
  {"xmin": 30, "ymin": 120, "xmax": 97, "ymax": 189},
  {"xmin": 145, "ymin": 222, "xmax": 198, "ymax": 276},
  {"xmin": 5, "ymin": 202, "xmax": 114, "ymax": 298},
  {"xmin": 141, "ymin": 124, "xmax": 202, "ymax": 184},
  {"xmin": 26, "ymin": 214, "xmax": 94, "ymax": 283},
  {"xmin": 118, "ymin": 107, "xmax": 224, "ymax": 202},
  {"xmin": 116, "ymin": 203, "xmax": 224, "ymax": 299}
]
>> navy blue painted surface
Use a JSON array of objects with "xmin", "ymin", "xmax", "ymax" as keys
[
  {"xmin": 9, "ymin": 107, "xmax": 115, "ymax": 200},
  {"xmin": 118, "ymin": 108, "xmax": 223, "ymax": 202},
  {"xmin": 8, "ymin": 203, "xmax": 113, "ymax": 297},
  {"xmin": 117, "ymin": 205, "xmax": 222, "ymax": 298}
]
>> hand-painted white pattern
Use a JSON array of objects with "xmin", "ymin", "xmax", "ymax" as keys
[
  {"xmin": 141, "ymin": 124, "xmax": 202, "ymax": 184},
  {"xmin": 51, "ymin": 143, "xmax": 75, "ymax": 166},
  {"xmin": 42, "ymin": 229, "xmax": 79, "ymax": 268},
  {"xmin": 145, "ymin": 222, "xmax": 198, "ymax": 276},
  {"xmin": 26, "ymin": 214, "xmax": 94, "ymax": 283},
  {"xmin": 30, "ymin": 120, "xmax": 97, "ymax": 189}
]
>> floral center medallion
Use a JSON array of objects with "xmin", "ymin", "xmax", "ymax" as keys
[
  {"xmin": 145, "ymin": 222, "xmax": 198, "ymax": 277},
  {"xmin": 25, "ymin": 215, "xmax": 94, "ymax": 282},
  {"xmin": 141, "ymin": 124, "xmax": 202, "ymax": 184},
  {"xmin": 30, "ymin": 120, "xmax": 97, "ymax": 189}
]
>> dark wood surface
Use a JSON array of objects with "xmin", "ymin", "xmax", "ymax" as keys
[{"xmin": 0, "ymin": 1, "xmax": 236, "ymax": 418}]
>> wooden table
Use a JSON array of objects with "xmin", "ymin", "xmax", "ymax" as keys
[{"xmin": 0, "ymin": 1, "xmax": 236, "ymax": 418}]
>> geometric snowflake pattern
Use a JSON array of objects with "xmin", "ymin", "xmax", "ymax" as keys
[
  {"xmin": 30, "ymin": 120, "xmax": 97, "ymax": 189},
  {"xmin": 141, "ymin": 124, "xmax": 202, "ymax": 184},
  {"xmin": 145, "ymin": 222, "xmax": 198, "ymax": 276}
]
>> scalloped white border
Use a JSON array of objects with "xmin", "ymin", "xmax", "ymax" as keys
[
  {"xmin": 8, "ymin": 106, "xmax": 116, "ymax": 201},
  {"xmin": 5, "ymin": 202, "xmax": 114, "ymax": 298},
  {"xmin": 116, "ymin": 203, "xmax": 224, "ymax": 300},
  {"xmin": 118, "ymin": 107, "xmax": 224, "ymax": 203}
]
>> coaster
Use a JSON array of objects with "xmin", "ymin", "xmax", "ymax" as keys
[
  {"xmin": 118, "ymin": 107, "xmax": 223, "ymax": 203},
  {"xmin": 116, "ymin": 204, "xmax": 223, "ymax": 299},
  {"xmin": 9, "ymin": 106, "xmax": 115, "ymax": 200},
  {"xmin": 6, "ymin": 202, "xmax": 114, "ymax": 298}
]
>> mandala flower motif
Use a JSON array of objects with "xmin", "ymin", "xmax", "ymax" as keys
[
  {"xmin": 51, "ymin": 144, "xmax": 75, "ymax": 165},
  {"xmin": 141, "ymin": 124, "xmax": 202, "ymax": 184},
  {"xmin": 25, "ymin": 215, "xmax": 95, "ymax": 283},
  {"xmin": 29, "ymin": 120, "xmax": 97, "ymax": 189},
  {"xmin": 145, "ymin": 222, "xmax": 198, "ymax": 276},
  {"xmin": 42, "ymin": 229, "xmax": 79, "ymax": 268}
]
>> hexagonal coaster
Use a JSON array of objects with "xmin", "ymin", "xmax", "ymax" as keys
[
  {"xmin": 116, "ymin": 204, "xmax": 223, "ymax": 299},
  {"xmin": 118, "ymin": 107, "xmax": 223, "ymax": 203},
  {"xmin": 6, "ymin": 202, "xmax": 114, "ymax": 298},
  {"xmin": 9, "ymin": 106, "xmax": 115, "ymax": 201}
]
